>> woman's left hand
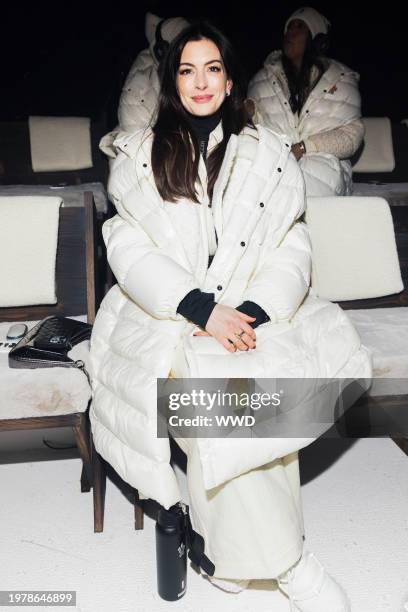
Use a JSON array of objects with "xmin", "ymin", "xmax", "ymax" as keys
[{"xmin": 291, "ymin": 142, "xmax": 305, "ymax": 161}]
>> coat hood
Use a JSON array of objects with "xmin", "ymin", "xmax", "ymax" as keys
[{"xmin": 145, "ymin": 12, "xmax": 189, "ymax": 59}]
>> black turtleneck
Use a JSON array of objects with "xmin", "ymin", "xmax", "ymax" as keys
[
  {"xmin": 176, "ymin": 108, "xmax": 270, "ymax": 332},
  {"xmin": 185, "ymin": 107, "xmax": 222, "ymax": 159}
]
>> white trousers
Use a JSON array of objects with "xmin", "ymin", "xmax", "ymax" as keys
[{"xmin": 170, "ymin": 339, "xmax": 305, "ymax": 580}]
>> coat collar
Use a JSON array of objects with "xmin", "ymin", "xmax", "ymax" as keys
[
  {"xmin": 114, "ymin": 120, "xmax": 225, "ymax": 206},
  {"xmin": 196, "ymin": 120, "xmax": 224, "ymax": 197},
  {"xmin": 113, "ymin": 126, "xmax": 153, "ymax": 159},
  {"xmin": 113, "ymin": 119, "xmax": 224, "ymax": 160},
  {"xmin": 207, "ymin": 120, "xmax": 224, "ymax": 153},
  {"xmin": 264, "ymin": 50, "xmax": 359, "ymax": 95}
]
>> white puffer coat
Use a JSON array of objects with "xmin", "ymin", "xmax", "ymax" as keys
[
  {"xmin": 248, "ymin": 51, "xmax": 362, "ymax": 196},
  {"xmin": 117, "ymin": 47, "xmax": 160, "ymax": 134},
  {"xmin": 89, "ymin": 123, "xmax": 372, "ymax": 510}
]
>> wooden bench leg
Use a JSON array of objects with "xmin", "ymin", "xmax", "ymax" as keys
[
  {"xmin": 92, "ymin": 435, "xmax": 106, "ymax": 533},
  {"xmin": 72, "ymin": 414, "xmax": 93, "ymax": 492},
  {"xmin": 80, "ymin": 464, "xmax": 91, "ymax": 493},
  {"xmin": 134, "ymin": 489, "xmax": 144, "ymax": 530},
  {"xmin": 73, "ymin": 414, "xmax": 106, "ymax": 532}
]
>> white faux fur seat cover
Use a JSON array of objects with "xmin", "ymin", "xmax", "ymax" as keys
[
  {"xmin": 0, "ymin": 320, "xmax": 91, "ymax": 419},
  {"xmin": 306, "ymin": 196, "xmax": 403, "ymax": 301}
]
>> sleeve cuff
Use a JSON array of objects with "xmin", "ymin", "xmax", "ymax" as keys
[
  {"xmin": 303, "ymin": 137, "xmax": 318, "ymax": 153},
  {"xmin": 177, "ymin": 289, "xmax": 217, "ymax": 330},
  {"xmin": 236, "ymin": 300, "xmax": 270, "ymax": 329}
]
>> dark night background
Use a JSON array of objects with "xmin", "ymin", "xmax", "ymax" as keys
[{"xmin": 1, "ymin": 1, "xmax": 406, "ymax": 128}]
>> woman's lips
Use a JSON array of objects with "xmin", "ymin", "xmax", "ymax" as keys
[{"xmin": 192, "ymin": 95, "xmax": 213, "ymax": 103}]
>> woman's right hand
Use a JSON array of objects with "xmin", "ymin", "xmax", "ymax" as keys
[{"xmin": 196, "ymin": 304, "xmax": 257, "ymax": 352}]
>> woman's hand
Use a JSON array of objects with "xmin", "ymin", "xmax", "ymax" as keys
[
  {"xmin": 291, "ymin": 142, "xmax": 306, "ymax": 161},
  {"xmin": 193, "ymin": 304, "xmax": 257, "ymax": 352}
]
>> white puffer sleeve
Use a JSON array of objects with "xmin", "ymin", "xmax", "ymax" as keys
[
  {"xmin": 103, "ymin": 150, "xmax": 199, "ymax": 320},
  {"xmin": 247, "ymin": 67, "xmax": 275, "ymax": 129},
  {"xmin": 103, "ymin": 217, "xmax": 199, "ymax": 319}
]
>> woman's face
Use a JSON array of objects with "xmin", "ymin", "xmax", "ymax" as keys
[
  {"xmin": 283, "ymin": 19, "xmax": 310, "ymax": 61},
  {"xmin": 176, "ymin": 38, "xmax": 232, "ymax": 116}
]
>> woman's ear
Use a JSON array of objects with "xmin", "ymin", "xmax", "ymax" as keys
[{"xmin": 226, "ymin": 79, "xmax": 233, "ymax": 94}]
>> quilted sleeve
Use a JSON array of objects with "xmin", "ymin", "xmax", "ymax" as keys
[
  {"xmin": 103, "ymin": 152, "xmax": 199, "ymax": 320},
  {"xmin": 247, "ymin": 67, "xmax": 275, "ymax": 128},
  {"xmin": 103, "ymin": 216, "xmax": 199, "ymax": 320}
]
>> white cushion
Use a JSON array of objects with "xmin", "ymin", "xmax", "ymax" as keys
[
  {"xmin": 352, "ymin": 117, "xmax": 395, "ymax": 173},
  {"xmin": 346, "ymin": 308, "xmax": 408, "ymax": 396},
  {"xmin": 306, "ymin": 196, "xmax": 403, "ymax": 301},
  {"xmin": 0, "ymin": 319, "xmax": 91, "ymax": 419},
  {"xmin": 29, "ymin": 116, "xmax": 93, "ymax": 172},
  {"xmin": 0, "ymin": 196, "xmax": 61, "ymax": 307},
  {"xmin": 0, "ymin": 183, "xmax": 108, "ymax": 214}
]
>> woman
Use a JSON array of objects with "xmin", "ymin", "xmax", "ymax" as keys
[
  {"xmin": 248, "ymin": 7, "xmax": 364, "ymax": 196},
  {"xmin": 89, "ymin": 21, "xmax": 371, "ymax": 611}
]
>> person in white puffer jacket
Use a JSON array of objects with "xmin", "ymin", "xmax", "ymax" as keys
[
  {"xmin": 90, "ymin": 21, "xmax": 371, "ymax": 611},
  {"xmin": 248, "ymin": 7, "xmax": 364, "ymax": 196},
  {"xmin": 99, "ymin": 12, "xmax": 189, "ymax": 158}
]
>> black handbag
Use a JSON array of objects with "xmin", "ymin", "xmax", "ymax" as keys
[{"xmin": 8, "ymin": 316, "xmax": 92, "ymax": 379}]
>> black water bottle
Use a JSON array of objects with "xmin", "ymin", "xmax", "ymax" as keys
[{"xmin": 155, "ymin": 502, "xmax": 187, "ymax": 601}]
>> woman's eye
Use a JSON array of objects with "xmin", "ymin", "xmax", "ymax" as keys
[
  {"xmin": 209, "ymin": 65, "xmax": 222, "ymax": 72},
  {"xmin": 179, "ymin": 69, "xmax": 192, "ymax": 75}
]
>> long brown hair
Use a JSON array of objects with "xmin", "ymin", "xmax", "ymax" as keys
[
  {"xmin": 152, "ymin": 21, "xmax": 252, "ymax": 203},
  {"xmin": 282, "ymin": 33, "xmax": 327, "ymax": 114}
]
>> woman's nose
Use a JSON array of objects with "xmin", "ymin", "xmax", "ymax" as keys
[{"xmin": 195, "ymin": 70, "xmax": 208, "ymax": 90}]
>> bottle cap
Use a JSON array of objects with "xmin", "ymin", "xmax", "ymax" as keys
[{"xmin": 157, "ymin": 506, "xmax": 184, "ymax": 529}]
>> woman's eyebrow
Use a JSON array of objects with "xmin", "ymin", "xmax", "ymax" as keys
[{"xmin": 179, "ymin": 59, "xmax": 223, "ymax": 67}]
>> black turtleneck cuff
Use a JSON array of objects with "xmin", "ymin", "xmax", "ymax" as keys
[
  {"xmin": 235, "ymin": 301, "xmax": 270, "ymax": 329},
  {"xmin": 177, "ymin": 292, "xmax": 270, "ymax": 331},
  {"xmin": 177, "ymin": 289, "xmax": 217, "ymax": 330}
]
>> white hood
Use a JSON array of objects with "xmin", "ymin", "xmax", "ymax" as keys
[{"xmin": 145, "ymin": 12, "xmax": 189, "ymax": 58}]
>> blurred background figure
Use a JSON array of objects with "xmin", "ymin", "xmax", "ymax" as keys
[
  {"xmin": 248, "ymin": 6, "xmax": 364, "ymax": 196},
  {"xmin": 100, "ymin": 12, "xmax": 189, "ymax": 158}
]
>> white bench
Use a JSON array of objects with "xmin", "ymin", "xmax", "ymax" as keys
[{"xmin": 307, "ymin": 195, "xmax": 408, "ymax": 449}]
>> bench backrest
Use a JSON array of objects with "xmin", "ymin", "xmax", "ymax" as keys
[
  {"xmin": 0, "ymin": 192, "xmax": 98, "ymax": 324},
  {"xmin": 306, "ymin": 196, "xmax": 406, "ymax": 310},
  {"xmin": 352, "ymin": 117, "xmax": 395, "ymax": 173}
]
